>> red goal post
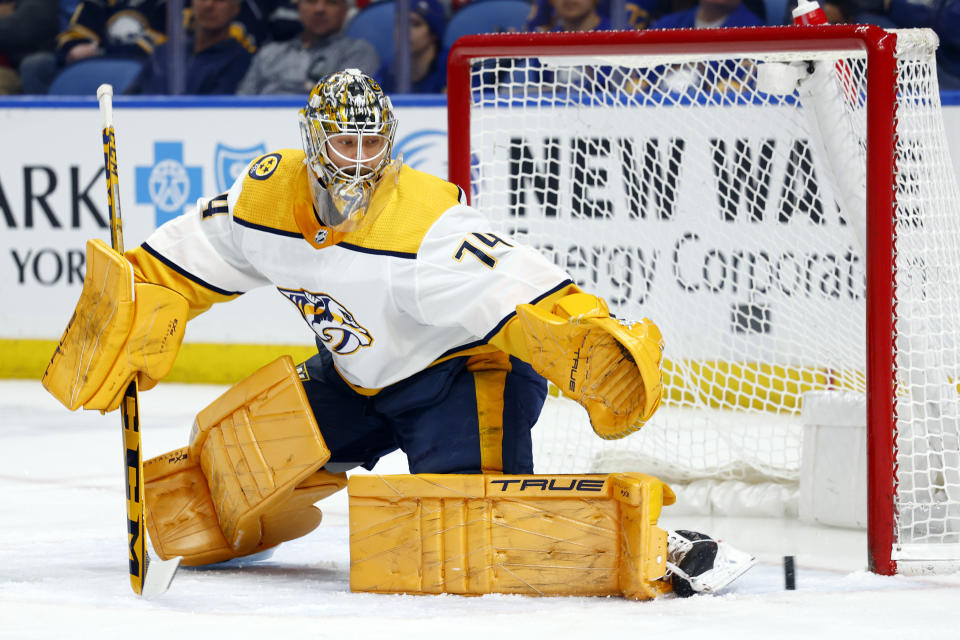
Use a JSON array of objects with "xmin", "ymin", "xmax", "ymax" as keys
[{"xmin": 446, "ymin": 25, "xmax": 960, "ymax": 576}]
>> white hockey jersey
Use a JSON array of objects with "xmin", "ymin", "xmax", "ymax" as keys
[{"xmin": 126, "ymin": 149, "xmax": 574, "ymax": 391}]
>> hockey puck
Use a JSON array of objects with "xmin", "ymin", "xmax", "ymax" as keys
[{"xmin": 784, "ymin": 555, "xmax": 796, "ymax": 590}]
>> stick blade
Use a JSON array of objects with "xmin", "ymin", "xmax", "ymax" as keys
[{"xmin": 141, "ymin": 555, "xmax": 182, "ymax": 599}]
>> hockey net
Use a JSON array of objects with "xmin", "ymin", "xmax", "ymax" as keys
[{"xmin": 446, "ymin": 25, "xmax": 960, "ymax": 574}]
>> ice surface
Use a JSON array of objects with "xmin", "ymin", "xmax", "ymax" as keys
[{"xmin": 3, "ymin": 380, "xmax": 960, "ymax": 639}]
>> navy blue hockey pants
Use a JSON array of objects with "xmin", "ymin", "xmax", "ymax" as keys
[{"xmin": 297, "ymin": 347, "xmax": 548, "ymax": 474}]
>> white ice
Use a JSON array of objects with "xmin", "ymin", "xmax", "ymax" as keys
[{"xmin": 3, "ymin": 380, "xmax": 960, "ymax": 639}]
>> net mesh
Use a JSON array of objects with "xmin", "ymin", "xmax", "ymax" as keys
[
  {"xmin": 461, "ymin": 29, "xmax": 960, "ymax": 554},
  {"xmin": 890, "ymin": 34, "xmax": 960, "ymax": 552}
]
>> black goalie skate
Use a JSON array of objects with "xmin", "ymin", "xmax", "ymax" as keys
[{"xmin": 666, "ymin": 529, "xmax": 757, "ymax": 597}]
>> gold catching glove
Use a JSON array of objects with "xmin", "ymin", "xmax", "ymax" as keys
[
  {"xmin": 512, "ymin": 293, "xmax": 664, "ymax": 439},
  {"xmin": 42, "ymin": 239, "xmax": 188, "ymax": 412}
]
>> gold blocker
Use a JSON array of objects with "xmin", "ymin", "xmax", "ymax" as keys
[{"xmin": 349, "ymin": 472, "xmax": 676, "ymax": 599}]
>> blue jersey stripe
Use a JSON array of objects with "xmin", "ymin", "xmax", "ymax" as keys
[
  {"xmin": 435, "ymin": 278, "xmax": 577, "ymax": 360},
  {"xmin": 337, "ymin": 242, "xmax": 418, "ymax": 260},
  {"xmin": 141, "ymin": 242, "xmax": 245, "ymax": 297},
  {"xmin": 233, "ymin": 216, "xmax": 303, "ymax": 238}
]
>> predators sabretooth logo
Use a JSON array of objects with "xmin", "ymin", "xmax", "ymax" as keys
[{"xmin": 279, "ymin": 288, "xmax": 373, "ymax": 354}]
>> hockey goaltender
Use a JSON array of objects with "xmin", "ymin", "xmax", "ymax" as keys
[{"xmin": 42, "ymin": 69, "xmax": 754, "ymax": 599}]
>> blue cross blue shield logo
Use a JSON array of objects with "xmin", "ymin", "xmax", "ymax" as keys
[
  {"xmin": 135, "ymin": 142, "xmax": 203, "ymax": 227},
  {"xmin": 393, "ymin": 129, "xmax": 445, "ymax": 170},
  {"xmin": 214, "ymin": 142, "xmax": 267, "ymax": 193}
]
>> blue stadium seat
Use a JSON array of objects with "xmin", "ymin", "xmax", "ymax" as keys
[
  {"xmin": 347, "ymin": 2, "xmax": 397, "ymax": 65},
  {"xmin": 443, "ymin": 0, "xmax": 531, "ymax": 51},
  {"xmin": 47, "ymin": 58, "xmax": 144, "ymax": 96}
]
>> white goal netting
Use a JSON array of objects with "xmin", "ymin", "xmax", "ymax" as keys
[{"xmin": 455, "ymin": 27, "xmax": 960, "ymax": 569}]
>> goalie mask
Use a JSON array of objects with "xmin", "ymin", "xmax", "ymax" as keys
[{"xmin": 299, "ymin": 69, "xmax": 399, "ymax": 231}]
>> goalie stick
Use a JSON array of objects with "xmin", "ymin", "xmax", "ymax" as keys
[{"xmin": 97, "ymin": 84, "xmax": 182, "ymax": 597}]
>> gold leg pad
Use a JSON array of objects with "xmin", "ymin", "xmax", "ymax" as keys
[
  {"xmin": 145, "ymin": 447, "xmax": 347, "ymax": 566},
  {"xmin": 144, "ymin": 447, "xmax": 230, "ymax": 566},
  {"xmin": 143, "ymin": 355, "xmax": 346, "ymax": 566},
  {"xmin": 348, "ymin": 472, "xmax": 675, "ymax": 600}
]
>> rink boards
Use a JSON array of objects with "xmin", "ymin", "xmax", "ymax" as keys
[{"xmin": 1, "ymin": 94, "xmax": 959, "ymax": 381}]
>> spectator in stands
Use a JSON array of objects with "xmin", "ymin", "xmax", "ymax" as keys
[
  {"xmin": 376, "ymin": 0, "xmax": 447, "ymax": 93},
  {"xmin": 132, "ymin": 0, "xmax": 252, "ymax": 94},
  {"xmin": 649, "ymin": 0, "xmax": 762, "ymax": 29},
  {"xmin": 182, "ymin": 0, "xmax": 258, "ymax": 54},
  {"xmin": 818, "ymin": 0, "xmax": 851, "ymax": 23},
  {"xmin": 851, "ymin": 0, "xmax": 960, "ymax": 90},
  {"xmin": 0, "ymin": 0, "xmax": 60, "ymax": 93},
  {"xmin": 525, "ymin": 0, "xmax": 658, "ymax": 31},
  {"xmin": 55, "ymin": 0, "xmax": 167, "ymax": 67},
  {"xmin": 776, "ymin": 0, "xmax": 851, "ymax": 24},
  {"xmin": 914, "ymin": 0, "xmax": 959, "ymax": 90},
  {"xmin": 643, "ymin": 0, "xmax": 761, "ymax": 94},
  {"xmin": 511, "ymin": 0, "xmax": 636, "ymax": 90},
  {"xmin": 549, "ymin": 0, "xmax": 608, "ymax": 30},
  {"xmin": 57, "ymin": 0, "xmax": 78, "ymax": 30},
  {"xmin": 265, "ymin": 0, "xmax": 303, "ymax": 42},
  {"xmin": 18, "ymin": 0, "xmax": 166, "ymax": 94},
  {"xmin": 236, "ymin": 0, "xmax": 379, "ymax": 94},
  {"xmin": 182, "ymin": 0, "xmax": 298, "ymax": 53}
]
